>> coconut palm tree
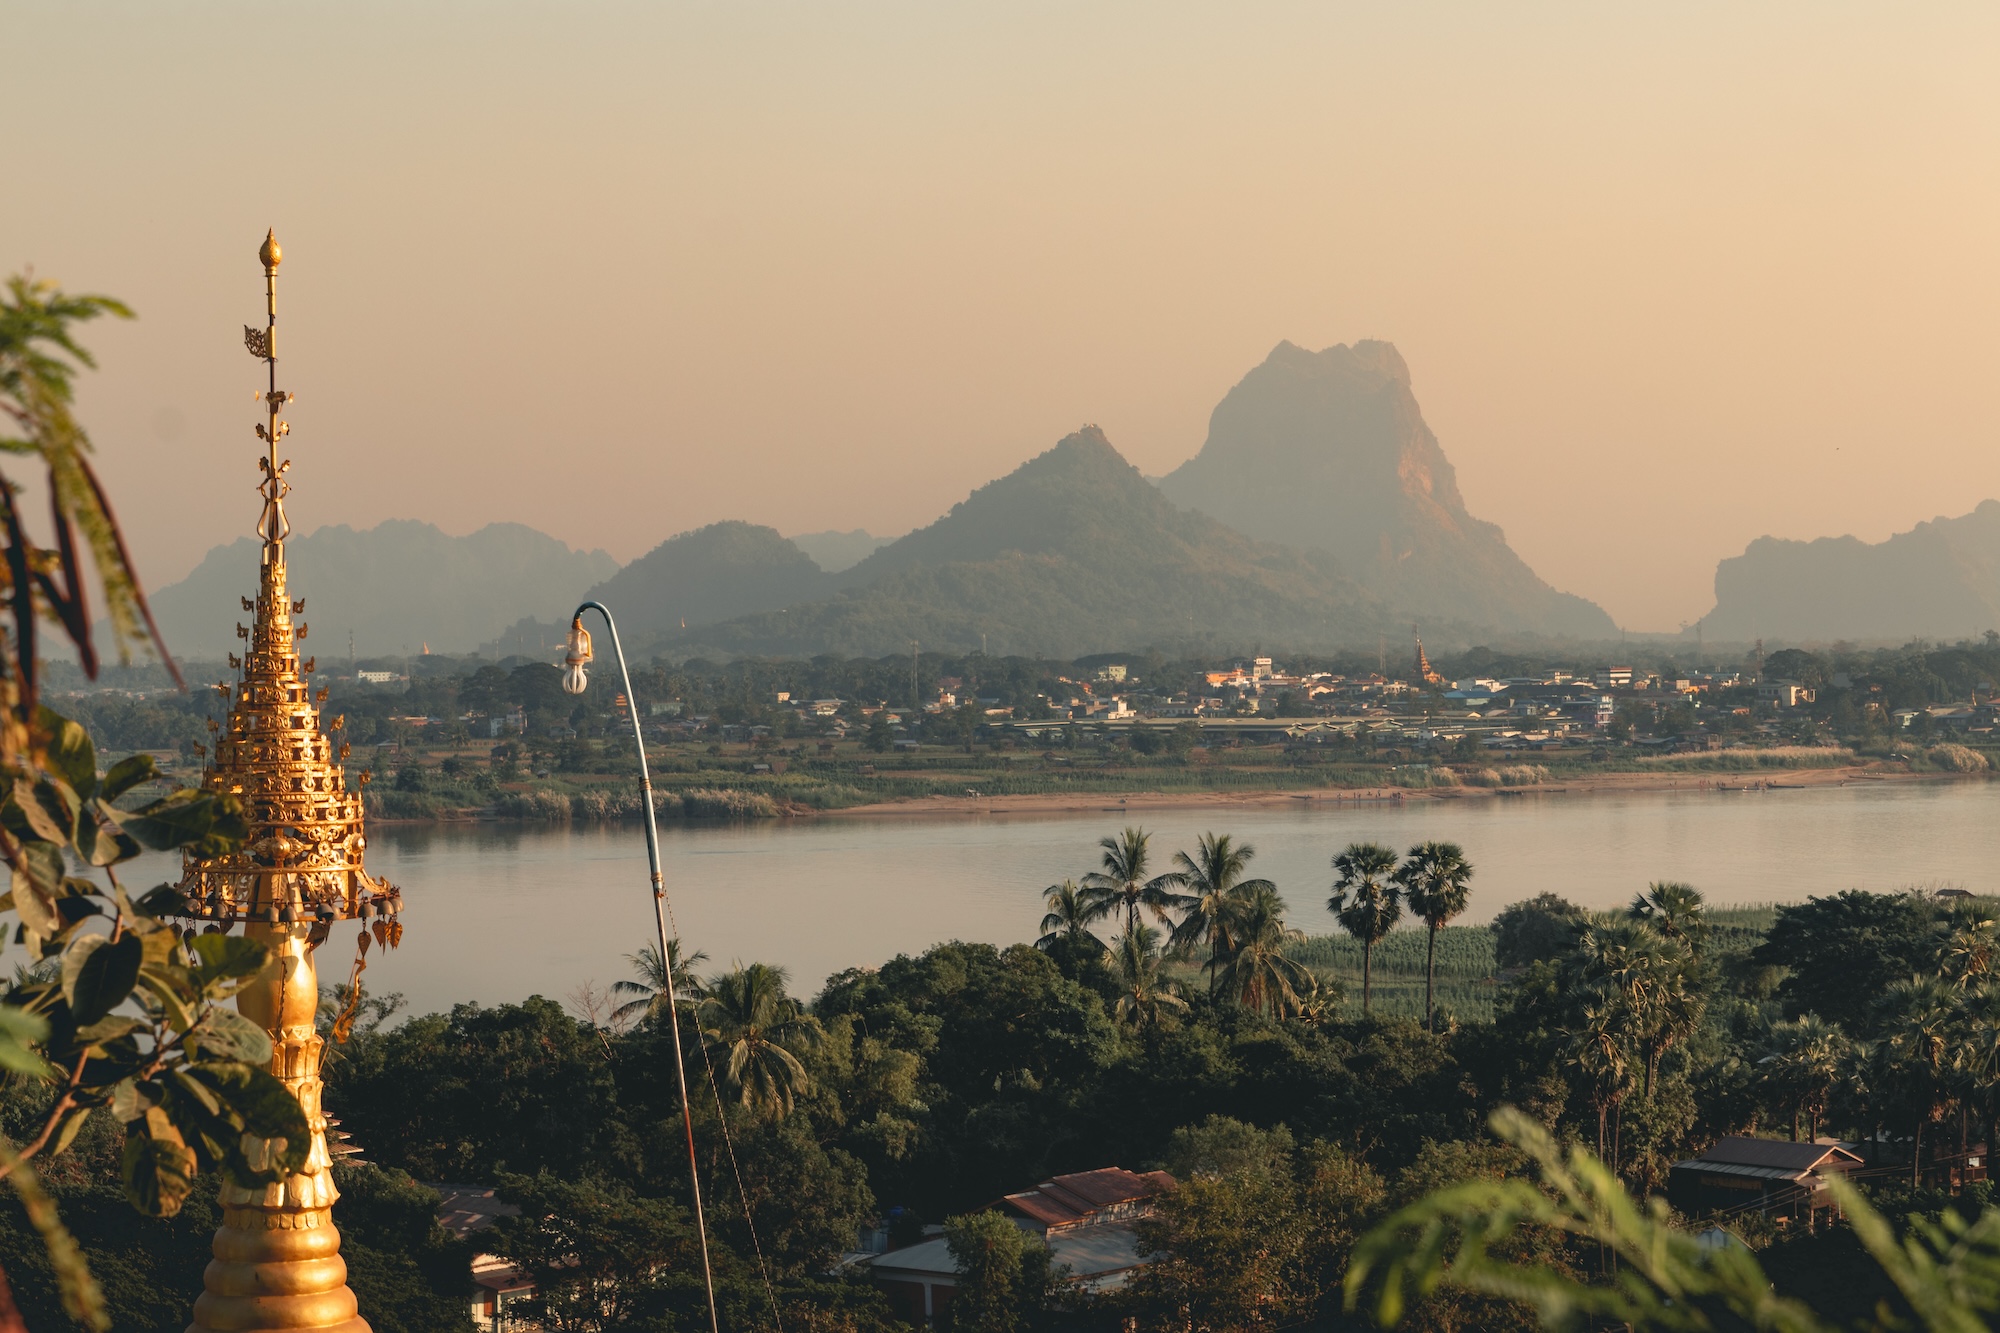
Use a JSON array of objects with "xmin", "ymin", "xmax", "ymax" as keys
[
  {"xmin": 611, "ymin": 938, "xmax": 710, "ymax": 1027},
  {"xmin": 1037, "ymin": 879, "xmax": 1104, "ymax": 952},
  {"xmin": 1330, "ymin": 842, "xmax": 1403, "ymax": 1014},
  {"xmin": 1161, "ymin": 833, "xmax": 1273, "ymax": 989},
  {"xmin": 1394, "ymin": 841, "xmax": 1474, "ymax": 1028},
  {"xmin": 700, "ymin": 962, "xmax": 822, "ymax": 1119},
  {"xmin": 1110, "ymin": 923, "xmax": 1188, "ymax": 1032},
  {"xmin": 1627, "ymin": 881, "xmax": 1708, "ymax": 951},
  {"xmin": 1209, "ymin": 885, "xmax": 1312, "ymax": 1018},
  {"xmin": 1081, "ymin": 826, "xmax": 1181, "ymax": 935}
]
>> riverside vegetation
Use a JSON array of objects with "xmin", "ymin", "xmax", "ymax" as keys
[
  {"xmin": 57, "ymin": 634, "xmax": 2000, "ymax": 825},
  {"xmin": 11, "ymin": 813, "xmax": 2000, "ymax": 1330}
]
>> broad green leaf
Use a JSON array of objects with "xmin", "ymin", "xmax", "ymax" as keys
[
  {"xmin": 136, "ymin": 923, "xmax": 181, "ymax": 966},
  {"xmin": 73, "ymin": 1014, "xmax": 144, "ymax": 1044},
  {"xmin": 50, "ymin": 1103, "xmax": 91, "ymax": 1156},
  {"xmin": 120, "ymin": 789, "xmax": 247, "ymax": 857},
  {"xmin": 62, "ymin": 931, "xmax": 142, "ymax": 1027},
  {"xmin": 11, "ymin": 865, "xmax": 59, "ymax": 936},
  {"xmin": 187, "ymin": 1060, "xmax": 311, "ymax": 1179},
  {"xmin": 110, "ymin": 1077, "xmax": 158, "ymax": 1122},
  {"xmin": 134, "ymin": 883, "xmax": 191, "ymax": 920},
  {"xmin": 186, "ymin": 1008, "xmax": 273, "ymax": 1065},
  {"xmin": 38, "ymin": 707, "xmax": 98, "ymax": 798},
  {"xmin": 165, "ymin": 1065, "xmax": 224, "ymax": 1117},
  {"xmin": 33, "ymin": 777, "xmax": 82, "ymax": 844},
  {"xmin": 18, "ymin": 838, "xmax": 63, "ymax": 899},
  {"xmin": 188, "ymin": 933, "xmax": 277, "ymax": 996},
  {"xmin": 121, "ymin": 1107, "xmax": 197, "ymax": 1218},
  {"xmin": 0, "ymin": 1004, "xmax": 52, "ymax": 1077},
  {"xmin": 135, "ymin": 965, "xmax": 197, "ymax": 1033},
  {"xmin": 98, "ymin": 752, "xmax": 157, "ymax": 801},
  {"xmin": 11, "ymin": 776, "xmax": 67, "ymax": 843},
  {"xmin": 78, "ymin": 808, "xmax": 139, "ymax": 866}
]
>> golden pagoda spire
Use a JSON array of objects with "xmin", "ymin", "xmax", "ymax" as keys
[
  {"xmin": 170, "ymin": 231, "xmax": 404, "ymax": 1333},
  {"xmin": 1415, "ymin": 628, "xmax": 1442, "ymax": 686}
]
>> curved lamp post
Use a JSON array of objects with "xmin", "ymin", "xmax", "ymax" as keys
[{"xmin": 563, "ymin": 602, "xmax": 719, "ymax": 1333}]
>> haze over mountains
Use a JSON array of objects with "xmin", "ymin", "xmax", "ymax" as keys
[
  {"xmin": 790, "ymin": 529, "xmax": 893, "ymax": 573},
  {"xmin": 145, "ymin": 521, "xmax": 615, "ymax": 661},
  {"xmin": 1703, "ymin": 502, "xmax": 2000, "ymax": 644},
  {"xmin": 1158, "ymin": 341, "xmax": 1614, "ymax": 638},
  {"xmin": 144, "ymin": 340, "xmax": 1633, "ymax": 663}
]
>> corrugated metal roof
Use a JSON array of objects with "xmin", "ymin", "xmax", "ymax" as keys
[
  {"xmin": 867, "ymin": 1226, "xmax": 1148, "ymax": 1285},
  {"xmin": 1672, "ymin": 1160, "xmax": 1815, "ymax": 1184},
  {"xmin": 1683, "ymin": 1137, "xmax": 1860, "ymax": 1174}
]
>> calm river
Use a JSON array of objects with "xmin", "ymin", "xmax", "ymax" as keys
[{"xmin": 128, "ymin": 780, "xmax": 1999, "ymax": 1014}]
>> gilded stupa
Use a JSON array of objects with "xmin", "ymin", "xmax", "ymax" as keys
[{"xmin": 172, "ymin": 231, "xmax": 404, "ymax": 1333}]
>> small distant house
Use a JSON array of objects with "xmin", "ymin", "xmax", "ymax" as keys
[
  {"xmin": 431, "ymin": 1184, "xmax": 533, "ymax": 1332},
  {"xmin": 1593, "ymin": 666, "xmax": 1635, "ymax": 689},
  {"xmin": 1756, "ymin": 680, "xmax": 1816, "ymax": 708},
  {"xmin": 867, "ymin": 1168, "xmax": 1176, "ymax": 1325},
  {"xmin": 1667, "ymin": 1138, "xmax": 1862, "ymax": 1220}
]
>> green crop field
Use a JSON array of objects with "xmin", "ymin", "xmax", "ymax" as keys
[{"xmin": 1294, "ymin": 925, "xmax": 1500, "ymax": 1023}]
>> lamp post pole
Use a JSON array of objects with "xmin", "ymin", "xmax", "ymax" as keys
[{"xmin": 564, "ymin": 600, "xmax": 718, "ymax": 1333}]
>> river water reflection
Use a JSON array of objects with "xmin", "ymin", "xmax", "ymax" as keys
[{"xmin": 135, "ymin": 780, "xmax": 2000, "ymax": 1014}]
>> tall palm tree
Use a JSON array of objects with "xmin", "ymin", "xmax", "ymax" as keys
[
  {"xmin": 1756, "ymin": 1014, "xmax": 1849, "ymax": 1142},
  {"xmin": 1577, "ymin": 922, "xmax": 1702, "ymax": 1100},
  {"xmin": 699, "ymin": 962, "xmax": 822, "ymax": 1119},
  {"xmin": 1037, "ymin": 879, "xmax": 1105, "ymax": 953},
  {"xmin": 1329, "ymin": 842, "xmax": 1403, "ymax": 1014},
  {"xmin": 1081, "ymin": 826, "xmax": 1180, "ymax": 935},
  {"xmin": 1873, "ymin": 974, "xmax": 1959, "ymax": 1187},
  {"xmin": 1940, "ymin": 904, "xmax": 2000, "ymax": 988},
  {"xmin": 1395, "ymin": 841, "xmax": 1474, "ymax": 1028},
  {"xmin": 1162, "ymin": 833, "xmax": 1273, "ymax": 989},
  {"xmin": 1209, "ymin": 885, "xmax": 1312, "ymax": 1019},
  {"xmin": 1565, "ymin": 1000, "xmax": 1635, "ymax": 1170},
  {"xmin": 611, "ymin": 938, "xmax": 710, "ymax": 1027},
  {"xmin": 1627, "ymin": 881, "xmax": 1708, "ymax": 951},
  {"xmin": 1110, "ymin": 923, "xmax": 1188, "ymax": 1032}
]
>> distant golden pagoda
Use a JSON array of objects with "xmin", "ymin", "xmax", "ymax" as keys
[
  {"xmin": 1415, "ymin": 631, "xmax": 1442, "ymax": 686},
  {"xmin": 171, "ymin": 231, "xmax": 404, "ymax": 1333}
]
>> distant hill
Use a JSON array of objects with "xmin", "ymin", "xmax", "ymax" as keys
[
  {"xmin": 1703, "ymin": 501, "xmax": 2000, "ymax": 643},
  {"xmin": 790, "ymin": 529, "xmax": 893, "ymax": 573},
  {"xmin": 644, "ymin": 427, "xmax": 1393, "ymax": 659},
  {"xmin": 147, "ymin": 520, "xmax": 617, "ymax": 660},
  {"xmin": 581, "ymin": 521, "xmax": 829, "ymax": 633},
  {"xmin": 1157, "ymin": 340, "xmax": 1615, "ymax": 637}
]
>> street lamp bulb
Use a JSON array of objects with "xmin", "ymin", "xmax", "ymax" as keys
[{"xmin": 562, "ymin": 616, "xmax": 594, "ymax": 695}]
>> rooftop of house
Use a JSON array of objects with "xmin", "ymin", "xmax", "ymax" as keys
[
  {"xmin": 996, "ymin": 1167, "xmax": 1176, "ymax": 1229},
  {"xmin": 428, "ymin": 1183, "xmax": 522, "ymax": 1240},
  {"xmin": 869, "ymin": 1223, "xmax": 1151, "ymax": 1289},
  {"xmin": 1671, "ymin": 1137, "xmax": 1863, "ymax": 1182}
]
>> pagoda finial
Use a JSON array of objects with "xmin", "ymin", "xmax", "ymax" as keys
[
  {"xmin": 170, "ymin": 233, "xmax": 396, "ymax": 1333},
  {"xmin": 246, "ymin": 230, "xmax": 293, "ymax": 550}
]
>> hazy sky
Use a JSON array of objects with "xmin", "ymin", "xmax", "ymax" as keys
[{"xmin": 11, "ymin": 3, "xmax": 2000, "ymax": 634}]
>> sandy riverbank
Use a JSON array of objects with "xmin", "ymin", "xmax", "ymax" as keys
[{"xmin": 824, "ymin": 763, "xmax": 1963, "ymax": 819}]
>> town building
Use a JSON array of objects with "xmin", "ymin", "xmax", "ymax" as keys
[{"xmin": 867, "ymin": 1168, "xmax": 1176, "ymax": 1324}]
